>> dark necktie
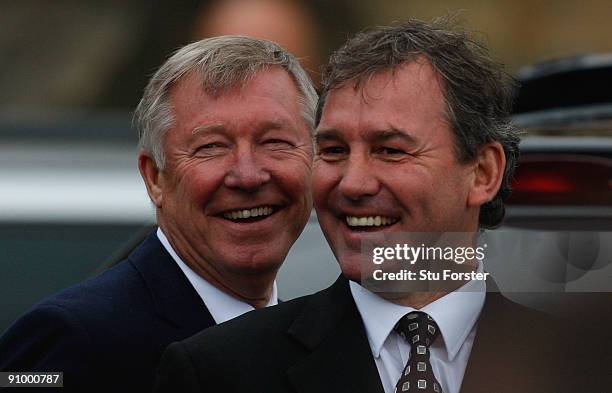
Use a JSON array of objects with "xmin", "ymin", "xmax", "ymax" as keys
[{"xmin": 393, "ymin": 311, "xmax": 443, "ymax": 393}]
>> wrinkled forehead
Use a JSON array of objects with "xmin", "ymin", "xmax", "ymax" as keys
[
  {"xmin": 317, "ymin": 58, "xmax": 448, "ymax": 125},
  {"xmin": 319, "ymin": 62, "xmax": 447, "ymax": 122},
  {"xmin": 165, "ymin": 68, "xmax": 311, "ymax": 144}
]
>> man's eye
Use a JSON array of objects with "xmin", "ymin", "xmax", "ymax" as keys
[
  {"xmin": 377, "ymin": 147, "xmax": 406, "ymax": 155},
  {"xmin": 317, "ymin": 146, "xmax": 347, "ymax": 160},
  {"xmin": 195, "ymin": 143, "xmax": 227, "ymax": 154},
  {"xmin": 200, "ymin": 143, "xmax": 222, "ymax": 149}
]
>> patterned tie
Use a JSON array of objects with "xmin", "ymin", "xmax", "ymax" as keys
[{"xmin": 393, "ymin": 311, "xmax": 443, "ymax": 393}]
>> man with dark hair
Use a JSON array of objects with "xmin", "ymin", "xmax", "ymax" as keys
[
  {"xmin": 154, "ymin": 19, "xmax": 572, "ymax": 393},
  {"xmin": 315, "ymin": 18, "xmax": 520, "ymax": 230},
  {"xmin": 0, "ymin": 36, "xmax": 316, "ymax": 393}
]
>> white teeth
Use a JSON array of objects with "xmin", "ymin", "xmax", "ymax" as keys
[
  {"xmin": 223, "ymin": 206, "xmax": 275, "ymax": 220},
  {"xmin": 345, "ymin": 215, "xmax": 398, "ymax": 227}
]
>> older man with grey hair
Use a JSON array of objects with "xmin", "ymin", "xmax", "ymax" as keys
[{"xmin": 0, "ymin": 36, "xmax": 316, "ymax": 393}]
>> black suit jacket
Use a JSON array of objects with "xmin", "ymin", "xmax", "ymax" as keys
[
  {"xmin": 0, "ymin": 232, "xmax": 215, "ymax": 393},
  {"xmin": 154, "ymin": 275, "xmax": 588, "ymax": 393}
]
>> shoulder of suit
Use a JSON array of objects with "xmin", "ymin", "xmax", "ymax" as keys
[
  {"xmin": 5, "ymin": 257, "xmax": 149, "ymax": 345},
  {"xmin": 180, "ymin": 291, "xmax": 318, "ymax": 350},
  {"xmin": 0, "ymin": 264, "xmax": 144, "ymax": 370},
  {"xmin": 38, "ymin": 258, "xmax": 143, "ymax": 311}
]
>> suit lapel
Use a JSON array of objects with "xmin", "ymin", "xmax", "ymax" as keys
[
  {"xmin": 128, "ymin": 232, "xmax": 215, "ymax": 332},
  {"xmin": 286, "ymin": 276, "xmax": 384, "ymax": 393}
]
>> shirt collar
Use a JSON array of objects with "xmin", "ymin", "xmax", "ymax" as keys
[
  {"xmin": 350, "ymin": 263, "xmax": 485, "ymax": 361},
  {"xmin": 156, "ymin": 228, "xmax": 278, "ymax": 324}
]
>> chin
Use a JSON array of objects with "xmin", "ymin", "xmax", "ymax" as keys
[
  {"xmin": 226, "ymin": 249, "xmax": 287, "ymax": 275},
  {"xmin": 337, "ymin": 255, "xmax": 363, "ymax": 283}
]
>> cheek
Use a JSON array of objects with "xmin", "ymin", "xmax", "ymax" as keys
[
  {"xmin": 175, "ymin": 166, "xmax": 225, "ymax": 206},
  {"xmin": 275, "ymin": 159, "xmax": 312, "ymax": 194},
  {"xmin": 312, "ymin": 162, "xmax": 338, "ymax": 206},
  {"xmin": 381, "ymin": 169, "xmax": 437, "ymax": 214},
  {"xmin": 291, "ymin": 163, "xmax": 313, "ymax": 191},
  {"xmin": 432, "ymin": 163, "xmax": 472, "ymax": 204}
]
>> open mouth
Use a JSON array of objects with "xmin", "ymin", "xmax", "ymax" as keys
[
  {"xmin": 344, "ymin": 215, "xmax": 399, "ymax": 231},
  {"xmin": 220, "ymin": 205, "xmax": 278, "ymax": 223}
]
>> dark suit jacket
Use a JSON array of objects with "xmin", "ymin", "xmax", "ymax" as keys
[
  {"xmin": 154, "ymin": 275, "xmax": 590, "ymax": 393},
  {"xmin": 0, "ymin": 232, "xmax": 215, "ymax": 393}
]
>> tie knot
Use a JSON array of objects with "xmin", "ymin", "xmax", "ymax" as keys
[{"xmin": 394, "ymin": 311, "xmax": 440, "ymax": 348}]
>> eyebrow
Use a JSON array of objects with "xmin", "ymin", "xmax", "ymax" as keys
[
  {"xmin": 192, "ymin": 120, "xmax": 289, "ymax": 136},
  {"xmin": 314, "ymin": 128, "xmax": 417, "ymax": 145},
  {"xmin": 257, "ymin": 120, "xmax": 288, "ymax": 132},
  {"xmin": 366, "ymin": 128, "xmax": 417, "ymax": 145},
  {"xmin": 192, "ymin": 123, "xmax": 225, "ymax": 135},
  {"xmin": 314, "ymin": 129, "xmax": 343, "ymax": 145}
]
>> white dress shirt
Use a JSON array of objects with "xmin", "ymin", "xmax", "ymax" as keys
[
  {"xmin": 350, "ymin": 265, "xmax": 486, "ymax": 393},
  {"xmin": 157, "ymin": 228, "xmax": 278, "ymax": 324}
]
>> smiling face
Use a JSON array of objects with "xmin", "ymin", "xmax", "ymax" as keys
[
  {"xmin": 313, "ymin": 60, "xmax": 481, "ymax": 280},
  {"xmin": 143, "ymin": 67, "xmax": 313, "ymax": 298}
]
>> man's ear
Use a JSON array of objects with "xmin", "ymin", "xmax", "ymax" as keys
[
  {"xmin": 467, "ymin": 142, "xmax": 506, "ymax": 207},
  {"xmin": 138, "ymin": 152, "xmax": 163, "ymax": 208}
]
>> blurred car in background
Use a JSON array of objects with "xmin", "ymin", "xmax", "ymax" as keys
[
  {"xmin": 1, "ymin": 54, "xmax": 611, "ymax": 333},
  {"xmin": 500, "ymin": 53, "xmax": 612, "ymax": 316},
  {"xmin": 507, "ymin": 53, "xmax": 612, "ymax": 231}
]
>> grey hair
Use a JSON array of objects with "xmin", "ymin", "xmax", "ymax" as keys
[
  {"xmin": 316, "ymin": 17, "xmax": 520, "ymax": 229},
  {"xmin": 134, "ymin": 35, "xmax": 318, "ymax": 169}
]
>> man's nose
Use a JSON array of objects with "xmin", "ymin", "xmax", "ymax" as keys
[
  {"xmin": 337, "ymin": 154, "xmax": 380, "ymax": 200},
  {"xmin": 224, "ymin": 148, "xmax": 271, "ymax": 191}
]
